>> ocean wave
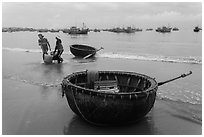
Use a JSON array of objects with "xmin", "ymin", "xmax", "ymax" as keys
[
  {"xmin": 2, "ymin": 47, "xmax": 71, "ymax": 55},
  {"xmin": 3, "ymin": 47, "xmax": 201, "ymax": 64},
  {"xmin": 3, "ymin": 74, "xmax": 201, "ymax": 105},
  {"xmin": 156, "ymin": 94, "xmax": 202, "ymax": 105},
  {"xmin": 3, "ymin": 74, "xmax": 61, "ymax": 88},
  {"xmin": 156, "ymin": 95, "xmax": 202, "ymax": 123},
  {"xmin": 3, "ymin": 47, "xmax": 42, "ymax": 53},
  {"xmin": 98, "ymin": 52, "xmax": 202, "ymax": 65}
]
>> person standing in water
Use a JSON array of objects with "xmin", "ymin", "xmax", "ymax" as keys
[
  {"xmin": 53, "ymin": 36, "xmax": 64, "ymax": 63},
  {"xmin": 38, "ymin": 34, "xmax": 51, "ymax": 60}
]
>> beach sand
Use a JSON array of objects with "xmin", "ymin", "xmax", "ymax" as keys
[
  {"xmin": 65, "ymin": 99, "xmax": 202, "ymax": 135},
  {"xmin": 2, "ymin": 50, "xmax": 202, "ymax": 135}
]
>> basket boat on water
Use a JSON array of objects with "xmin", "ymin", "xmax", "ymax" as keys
[
  {"xmin": 70, "ymin": 44, "xmax": 96, "ymax": 58},
  {"xmin": 61, "ymin": 70, "xmax": 192, "ymax": 125}
]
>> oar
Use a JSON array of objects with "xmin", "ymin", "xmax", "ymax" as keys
[
  {"xmin": 158, "ymin": 71, "xmax": 192, "ymax": 86},
  {"xmin": 83, "ymin": 47, "xmax": 104, "ymax": 59}
]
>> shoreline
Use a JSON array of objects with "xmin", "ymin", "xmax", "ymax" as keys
[
  {"xmin": 2, "ymin": 48, "xmax": 202, "ymax": 135},
  {"xmin": 2, "ymin": 75, "xmax": 202, "ymax": 135}
]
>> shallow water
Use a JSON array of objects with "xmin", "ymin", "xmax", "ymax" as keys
[
  {"xmin": 3, "ymin": 30, "xmax": 202, "ymax": 103},
  {"xmin": 2, "ymin": 30, "xmax": 202, "ymax": 134}
]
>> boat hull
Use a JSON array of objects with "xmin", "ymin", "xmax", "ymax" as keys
[
  {"xmin": 70, "ymin": 44, "xmax": 96, "ymax": 58},
  {"xmin": 62, "ymin": 71, "xmax": 158, "ymax": 125},
  {"xmin": 194, "ymin": 29, "xmax": 200, "ymax": 32},
  {"xmin": 68, "ymin": 30, "xmax": 88, "ymax": 35}
]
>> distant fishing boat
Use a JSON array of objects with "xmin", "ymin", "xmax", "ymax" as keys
[
  {"xmin": 134, "ymin": 28, "xmax": 143, "ymax": 32},
  {"xmin": 38, "ymin": 29, "xmax": 49, "ymax": 32},
  {"xmin": 193, "ymin": 26, "xmax": 202, "ymax": 32},
  {"xmin": 109, "ymin": 27, "xmax": 141, "ymax": 33},
  {"xmin": 172, "ymin": 27, "xmax": 179, "ymax": 31},
  {"xmin": 110, "ymin": 27, "xmax": 124, "ymax": 33},
  {"xmin": 61, "ymin": 70, "xmax": 192, "ymax": 125},
  {"xmin": 62, "ymin": 29, "xmax": 70, "ymax": 33},
  {"xmin": 124, "ymin": 27, "xmax": 136, "ymax": 33},
  {"xmin": 68, "ymin": 26, "xmax": 89, "ymax": 35},
  {"xmin": 93, "ymin": 29, "xmax": 101, "ymax": 32},
  {"xmin": 156, "ymin": 26, "xmax": 172, "ymax": 33},
  {"xmin": 49, "ymin": 29, "xmax": 60, "ymax": 33},
  {"xmin": 146, "ymin": 28, "xmax": 153, "ymax": 31},
  {"xmin": 65, "ymin": 23, "xmax": 89, "ymax": 35}
]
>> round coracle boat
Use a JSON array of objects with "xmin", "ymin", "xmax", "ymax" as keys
[
  {"xmin": 61, "ymin": 70, "xmax": 192, "ymax": 125},
  {"xmin": 70, "ymin": 44, "xmax": 96, "ymax": 58}
]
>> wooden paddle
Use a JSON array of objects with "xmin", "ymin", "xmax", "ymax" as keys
[
  {"xmin": 158, "ymin": 71, "xmax": 192, "ymax": 86},
  {"xmin": 83, "ymin": 47, "xmax": 104, "ymax": 59}
]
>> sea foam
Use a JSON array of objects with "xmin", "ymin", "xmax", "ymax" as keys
[{"xmin": 98, "ymin": 52, "xmax": 201, "ymax": 65}]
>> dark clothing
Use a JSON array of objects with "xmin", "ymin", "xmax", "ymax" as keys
[
  {"xmin": 54, "ymin": 39, "xmax": 63, "ymax": 51},
  {"xmin": 55, "ymin": 49, "xmax": 64, "ymax": 57},
  {"xmin": 53, "ymin": 38, "xmax": 64, "ymax": 63},
  {"xmin": 53, "ymin": 49, "xmax": 64, "ymax": 63}
]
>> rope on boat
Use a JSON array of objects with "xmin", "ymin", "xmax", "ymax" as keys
[
  {"xmin": 69, "ymin": 85, "xmax": 98, "ymax": 125},
  {"xmin": 61, "ymin": 75, "xmax": 97, "ymax": 125}
]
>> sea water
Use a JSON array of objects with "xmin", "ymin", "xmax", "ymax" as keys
[
  {"xmin": 2, "ymin": 30, "xmax": 202, "ymax": 104},
  {"xmin": 2, "ymin": 30, "xmax": 202, "ymax": 134}
]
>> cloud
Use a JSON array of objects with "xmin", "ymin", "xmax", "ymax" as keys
[
  {"xmin": 2, "ymin": 2, "xmax": 202, "ymax": 29},
  {"xmin": 95, "ymin": 2, "xmax": 119, "ymax": 10},
  {"xmin": 73, "ymin": 3, "xmax": 89, "ymax": 11},
  {"xmin": 54, "ymin": 14, "xmax": 61, "ymax": 19}
]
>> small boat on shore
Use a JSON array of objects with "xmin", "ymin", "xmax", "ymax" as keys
[
  {"xmin": 61, "ymin": 70, "xmax": 192, "ymax": 125},
  {"xmin": 70, "ymin": 44, "xmax": 103, "ymax": 58}
]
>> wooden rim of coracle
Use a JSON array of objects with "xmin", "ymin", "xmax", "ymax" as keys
[
  {"xmin": 70, "ymin": 44, "xmax": 96, "ymax": 51},
  {"xmin": 62, "ymin": 71, "xmax": 158, "ymax": 97}
]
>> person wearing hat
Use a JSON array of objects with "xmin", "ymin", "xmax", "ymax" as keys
[
  {"xmin": 38, "ymin": 34, "xmax": 51, "ymax": 60},
  {"xmin": 53, "ymin": 36, "xmax": 64, "ymax": 63}
]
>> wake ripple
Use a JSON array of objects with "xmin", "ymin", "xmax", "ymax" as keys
[
  {"xmin": 3, "ymin": 47, "xmax": 201, "ymax": 64},
  {"xmin": 99, "ymin": 52, "xmax": 201, "ymax": 65}
]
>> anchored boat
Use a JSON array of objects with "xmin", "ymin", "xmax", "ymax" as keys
[
  {"xmin": 68, "ymin": 26, "xmax": 89, "ymax": 35},
  {"xmin": 156, "ymin": 26, "xmax": 172, "ymax": 33},
  {"xmin": 61, "ymin": 70, "xmax": 192, "ymax": 125},
  {"xmin": 194, "ymin": 26, "xmax": 202, "ymax": 32}
]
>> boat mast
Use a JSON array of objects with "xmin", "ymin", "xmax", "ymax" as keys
[{"xmin": 83, "ymin": 22, "xmax": 86, "ymax": 29}]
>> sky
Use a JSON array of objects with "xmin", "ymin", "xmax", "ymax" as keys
[{"xmin": 2, "ymin": 2, "xmax": 202, "ymax": 29}]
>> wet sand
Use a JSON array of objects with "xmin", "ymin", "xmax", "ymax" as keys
[
  {"xmin": 2, "ymin": 50, "xmax": 202, "ymax": 135},
  {"xmin": 66, "ymin": 99, "xmax": 202, "ymax": 135},
  {"xmin": 2, "ymin": 79, "xmax": 201, "ymax": 135}
]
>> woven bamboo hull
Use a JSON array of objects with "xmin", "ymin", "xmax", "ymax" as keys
[
  {"xmin": 62, "ymin": 71, "xmax": 158, "ymax": 125},
  {"xmin": 70, "ymin": 44, "xmax": 96, "ymax": 58}
]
